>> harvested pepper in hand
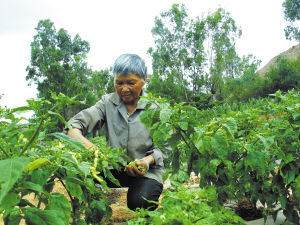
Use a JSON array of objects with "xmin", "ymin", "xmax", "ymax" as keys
[{"xmin": 125, "ymin": 159, "xmax": 147, "ymax": 173}]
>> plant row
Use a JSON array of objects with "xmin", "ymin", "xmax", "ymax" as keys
[
  {"xmin": 0, "ymin": 94, "xmax": 126, "ymax": 225},
  {"xmin": 137, "ymin": 89, "xmax": 300, "ymax": 224}
]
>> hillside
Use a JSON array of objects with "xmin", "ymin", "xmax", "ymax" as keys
[{"xmin": 258, "ymin": 43, "xmax": 300, "ymax": 76}]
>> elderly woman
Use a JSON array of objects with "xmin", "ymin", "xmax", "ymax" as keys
[{"xmin": 66, "ymin": 53, "xmax": 169, "ymax": 211}]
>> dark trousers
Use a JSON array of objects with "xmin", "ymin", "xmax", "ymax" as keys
[{"xmin": 104, "ymin": 169, "xmax": 163, "ymax": 211}]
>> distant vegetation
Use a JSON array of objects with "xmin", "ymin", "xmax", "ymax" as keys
[{"xmin": 24, "ymin": 3, "xmax": 300, "ymax": 131}]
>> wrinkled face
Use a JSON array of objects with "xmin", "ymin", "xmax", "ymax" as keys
[{"xmin": 114, "ymin": 73, "xmax": 146, "ymax": 105}]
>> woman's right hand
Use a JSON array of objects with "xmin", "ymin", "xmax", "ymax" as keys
[{"xmin": 125, "ymin": 159, "xmax": 147, "ymax": 177}]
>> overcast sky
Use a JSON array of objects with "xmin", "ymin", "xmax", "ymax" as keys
[{"xmin": 0, "ymin": 0, "xmax": 298, "ymax": 108}]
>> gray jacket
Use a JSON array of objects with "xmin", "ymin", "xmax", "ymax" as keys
[{"xmin": 67, "ymin": 91, "xmax": 169, "ymax": 184}]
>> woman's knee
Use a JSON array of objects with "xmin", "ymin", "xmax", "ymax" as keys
[
  {"xmin": 127, "ymin": 178, "xmax": 163, "ymax": 211},
  {"xmin": 127, "ymin": 190, "xmax": 157, "ymax": 211}
]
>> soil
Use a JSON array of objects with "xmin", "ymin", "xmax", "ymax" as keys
[
  {"xmin": 105, "ymin": 188, "xmax": 135, "ymax": 224},
  {"xmin": 234, "ymin": 199, "xmax": 264, "ymax": 221}
]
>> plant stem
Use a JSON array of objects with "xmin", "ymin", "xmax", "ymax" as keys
[
  {"xmin": 19, "ymin": 118, "xmax": 44, "ymax": 156},
  {"xmin": 59, "ymin": 179, "xmax": 76, "ymax": 219},
  {"xmin": 176, "ymin": 125, "xmax": 198, "ymax": 152}
]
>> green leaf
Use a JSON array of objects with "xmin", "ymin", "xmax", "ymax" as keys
[
  {"xmin": 105, "ymin": 170, "xmax": 120, "ymax": 187},
  {"xmin": 21, "ymin": 181, "xmax": 45, "ymax": 194},
  {"xmin": 278, "ymin": 195, "xmax": 287, "ymax": 209},
  {"xmin": 193, "ymin": 127, "xmax": 205, "ymax": 150},
  {"xmin": 31, "ymin": 170, "xmax": 51, "ymax": 186},
  {"xmin": 49, "ymin": 132, "xmax": 85, "ymax": 150},
  {"xmin": 1, "ymin": 192, "xmax": 20, "ymax": 210},
  {"xmin": 211, "ymin": 134, "xmax": 228, "ymax": 160},
  {"xmin": 167, "ymin": 131, "xmax": 181, "ymax": 149},
  {"xmin": 280, "ymin": 164, "xmax": 296, "ymax": 185},
  {"xmin": 84, "ymin": 178, "xmax": 96, "ymax": 194},
  {"xmin": 24, "ymin": 207, "xmax": 65, "ymax": 225},
  {"xmin": 65, "ymin": 180, "xmax": 83, "ymax": 202},
  {"xmin": 61, "ymin": 153, "xmax": 77, "ymax": 165},
  {"xmin": 209, "ymin": 159, "xmax": 221, "ymax": 175},
  {"xmin": 244, "ymin": 147, "xmax": 265, "ymax": 172},
  {"xmin": 48, "ymin": 193, "xmax": 71, "ymax": 225},
  {"xmin": 0, "ymin": 157, "xmax": 30, "ymax": 203},
  {"xmin": 11, "ymin": 106, "xmax": 32, "ymax": 113},
  {"xmin": 152, "ymin": 126, "xmax": 170, "ymax": 148},
  {"xmin": 86, "ymin": 200, "xmax": 106, "ymax": 223},
  {"xmin": 4, "ymin": 215, "xmax": 23, "ymax": 225},
  {"xmin": 178, "ymin": 121, "xmax": 188, "ymax": 131},
  {"xmin": 48, "ymin": 111, "xmax": 70, "ymax": 129},
  {"xmin": 78, "ymin": 162, "xmax": 90, "ymax": 178},
  {"xmin": 140, "ymin": 109, "xmax": 155, "ymax": 128},
  {"xmin": 3, "ymin": 208, "xmax": 23, "ymax": 225},
  {"xmin": 294, "ymin": 175, "xmax": 300, "ymax": 202},
  {"xmin": 283, "ymin": 153, "xmax": 294, "ymax": 164},
  {"xmin": 256, "ymin": 135, "xmax": 274, "ymax": 149},
  {"xmin": 64, "ymin": 176, "xmax": 86, "ymax": 186},
  {"xmin": 160, "ymin": 106, "xmax": 172, "ymax": 123},
  {"xmin": 222, "ymin": 118, "xmax": 237, "ymax": 138},
  {"xmin": 292, "ymin": 112, "xmax": 299, "ymax": 120}
]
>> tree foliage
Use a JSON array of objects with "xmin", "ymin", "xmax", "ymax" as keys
[
  {"xmin": 148, "ymin": 4, "xmax": 259, "ymax": 103},
  {"xmin": 282, "ymin": 0, "xmax": 300, "ymax": 41},
  {"xmin": 225, "ymin": 53, "xmax": 300, "ymax": 102},
  {"xmin": 265, "ymin": 54, "xmax": 300, "ymax": 93},
  {"xmin": 26, "ymin": 19, "xmax": 91, "ymax": 101},
  {"xmin": 26, "ymin": 19, "xmax": 111, "ymax": 131},
  {"xmin": 148, "ymin": 4, "xmax": 193, "ymax": 102},
  {"xmin": 90, "ymin": 68, "xmax": 114, "ymax": 100}
]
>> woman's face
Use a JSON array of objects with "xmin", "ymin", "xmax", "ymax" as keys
[{"xmin": 114, "ymin": 73, "xmax": 146, "ymax": 105}]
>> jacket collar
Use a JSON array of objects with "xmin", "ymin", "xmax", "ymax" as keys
[{"xmin": 108, "ymin": 92, "xmax": 121, "ymax": 106}]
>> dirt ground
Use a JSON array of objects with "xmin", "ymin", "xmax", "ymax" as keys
[{"xmin": 105, "ymin": 188, "xmax": 135, "ymax": 224}]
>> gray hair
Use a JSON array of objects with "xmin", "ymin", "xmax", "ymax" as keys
[{"xmin": 113, "ymin": 54, "xmax": 147, "ymax": 81}]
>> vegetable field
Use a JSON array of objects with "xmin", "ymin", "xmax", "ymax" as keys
[{"xmin": 0, "ymin": 90, "xmax": 299, "ymax": 224}]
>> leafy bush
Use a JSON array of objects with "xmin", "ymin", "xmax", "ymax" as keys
[
  {"xmin": 139, "ymin": 90, "xmax": 300, "ymax": 223},
  {"xmin": 265, "ymin": 55, "xmax": 300, "ymax": 93},
  {"xmin": 0, "ymin": 95, "xmax": 126, "ymax": 225},
  {"xmin": 128, "ymin": 184, "xmax": 245, "ymax": 225}
]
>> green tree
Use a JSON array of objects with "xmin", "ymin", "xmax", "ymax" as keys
[
  {"xmin": 90, "ymin": 68, "xmax": 114, "ymax": 100},
  {"xmin": 282, "ymin": 0, "xmax": 300, "ymax": 41},
  {"xmin": 225, "ymin": 54, "xmax": 300, "ymax": 102},
  {"xmin": 203, "ymin": 8, "xmax": 245, "ymax": 100},
  {"xmin": 223, "ymin": 55, "xmax": 262, "ymax": 101},
  {"xmin": 148, "ymin": 4, "xmax": 258, "ymax": 103},
  {"xmin": 148, "ymin": 4, "xmax": 194, "ymax": 102},
  {"xmin": 26, "ymin": 19, "xmax": 98, "ymax": 131}
]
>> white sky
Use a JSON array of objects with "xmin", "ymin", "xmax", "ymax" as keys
[{"xmin": 0, "ymin": 0, "xmax": 298, "ymax": 109}]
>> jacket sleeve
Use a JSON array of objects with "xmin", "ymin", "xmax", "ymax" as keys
[
  {"xmin": 66, "ymin": 97, "xmax": 106, "ymax": 136},
  {"xmin": 146, "ymin": 142, "xmax": 172, "ymax": 167}
]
